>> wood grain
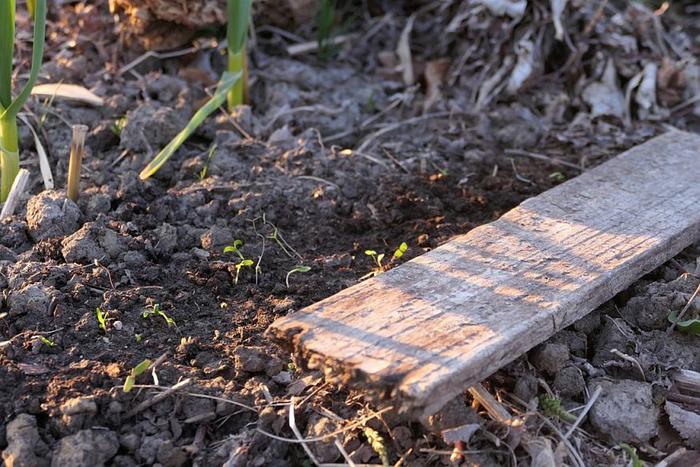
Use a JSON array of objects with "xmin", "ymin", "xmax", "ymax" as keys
[{"xmin": 269, "ymin": 131, "xmax": 700, "ymax": 417}]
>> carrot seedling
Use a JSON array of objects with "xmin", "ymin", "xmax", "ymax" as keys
[
  {"xmin": 0, "ymin": 0, "xmax": 47, "ymax": 201},
  {"xmin": 96, "ymin": 307, "xmax": 108, "ymax": 333},
  {"xmin": 361, "ymin": 242, "xmax": 408, "ymax": 279}
]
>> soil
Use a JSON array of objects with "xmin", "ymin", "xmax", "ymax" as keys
[{"xmin": 1, "ymin": 1, "xmax": 700, "ymax": 466}]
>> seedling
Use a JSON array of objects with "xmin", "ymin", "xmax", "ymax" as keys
[
  {"xmin": 226, "ymin": 0, "xmax": 252, "ymax": 110},
  {"xmin": 234, "ymin": 259, "xmax": 254, "ymax": 284},
  {"xmin": 363, "ymin": 426, "xmax": 390, "ymax": 467},
  {"xmin": 286, "ymin": 265, "xmax": 311, "ymax": 288},
  {"xmin": 123, "ymin": 359, "xmax": 152, "ymax": 393},
  {"xmin": 143, "ymin": 303, "xmax": 176, "ymax": 328},
  {"xmin": 35, "ymin": 335, "xmax": 55, "ymax": 348},
  {"xmin": 538, "ymin": 394, "xmax": 576, "ymax": 423},
  {"xmin": 223, "ymin": 239, "xmax": 245, "ymax": 260},
  {"xmin": 198, "ymin": 143, "xmax": 217, "ymax": 180},
  {"xmin": 110, "ymin": 115, "xmax": 127, "ymax": 136},
  {"xmin": 316, "ymin": 0, "xmax": 337, "ymax": 60},
  {"xmin": 96, "ymin": 307, "xmax": 108, "ymax": 333},
  {"xmin": 0, "ymin": 0, "xmax": 47, "ymax": 201},
  {"xmin": 263, "ymin": 214, "xmax": 302, "ymax": 260},
  {"xmin": 361, "ymin": 242, "xmax": 408, "ymax": 279}
]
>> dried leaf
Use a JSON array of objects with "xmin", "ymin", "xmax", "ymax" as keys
[
  {"xmin": 635, "ymin": 62, "xmax": 663, "ymax": 120},
  {"xmin": 477, "ymin": 0, "xmax": 527, "ymax": 19},
  {"xmin": 582, "ymin": 59, "xmax": 625, "ymax": 119},
  {"xmin": 506, "ymin": 38, "xmax": 536, "ymax": 94},
  {"xmin": 396, "ymin": 15, "xmax": 416, "ymax": 86},
  {"xmin": 441, "ymin": 423, "xmax": 479, "ymax": 444},
  {"xmin": 475, "ymin": 56, "xmax": 513, "ymax": 110},
  {"xmin": 550, "ymin": 0, "xmax": 568, "ymax": 41},
  {"xmin": 423, "ymin": 59, "xmax": 450, "ymax": 112},
  {"xmin": 17, "ymin": 114, "xmax": 53, "ymax": 190},
  {"xmin": 31, "ymin": 83, "xmax": 104, "ymax": 106},
  {"xmin": 665, "ymin": 401, "xmax": 700, "ymax": 448}
]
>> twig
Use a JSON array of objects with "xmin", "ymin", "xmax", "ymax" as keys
[
  {"xmin": 287, "ymin": 34, "xmax": 355, "ymax": 56},
  {"xmin": 655, "ymin": 448, "xmax": 687, "ymax": 467},
  {"xmin": 290, "ymin": 397, "xmax": 320, "ymax": 466},
  {"xmin": 536, "ymin": 414, "xmax": 586, "ymax": 467},
  {"xmin": 124, "ymin": 384, "xmax": 258, "ymax": 413},
  {"xmin": 0, "ymin": 169, "xmax": 30, "ymax": 219},
  {"xmin": 504, "ymin": 148, "xmax": 583, "ymax": 171},
  {"xmin": 125, "ymin": 378, "xmax": 192, "ymax": 417},
  {"xmin": 610, "ymin": 348, "xmax": 646, "ymax": 381},
  {"xmin": 564, "ymin": 386, "xmax": 601, "ymax": 439},
  {"xmin": 333, "ymin": 439, "xmax": 356, "ymax": 467},
  {"xmin": 118, "ymin": 41, "xmax": 216, "ymax": 75},
  {"xmin": 356, "ymin": 112, "xmax": 460, "ymax": 153}
]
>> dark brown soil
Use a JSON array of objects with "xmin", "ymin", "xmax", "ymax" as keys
[{"xmin": 1, "ymin": 2, "xmax": 700, "ymax": 466}]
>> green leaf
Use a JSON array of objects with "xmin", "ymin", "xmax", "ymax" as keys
[
  {"xmin": 139, "ymin": 72, "xmax": 241, "ymax": 180},
  {"xmin": 227, "ymin": 0, "xmax": 252, "ymax": 53},
  {"xmin": 123, "ymin": 375, "xmax": 135, "ymax": 393},
  {"xmin": 668, "ymin": 311, "xmax": 700, "ymax": 335},
  {"xmin": 1, "ymin": 0, "xmax": 47, "ymax": 120},
  {"xmin": 223, "ymin": 246, "xmax": 236, "ymax": 253},
  {"xmin": 0, "ymin": 0, "xmax": 16, "ymax": 111},
  {"xmin": 393, "ymin": 242, "xmax": 408, "ymax": 259},
  {"xmin": 96, "ymin": 307, "xmax": 107, "ymax": 332},
  {"xmin": 240, "ymin": 259, "xmax": 254, "ymax": 266},
  {"xmin": 295, "ymin": 266, "xmax": 311, "ymax": 273},
  {"xmin": 377, "ymin": 253, "xmax": 385, "ymax": 264},
  {"xmin": 364, "ymin": 250, "xmax": 376, "ymax": 256},
  {"xmin": 132, "ymin": 359, "xmax": 152, "ymax": 376}
]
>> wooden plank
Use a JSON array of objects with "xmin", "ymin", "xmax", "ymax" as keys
[{"xmin": 269, "ymin": 131, "xmax": 700, "ymax": 417}]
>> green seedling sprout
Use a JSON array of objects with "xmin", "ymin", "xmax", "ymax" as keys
[
  {"xmin": 0, "ymin": 0, "xmax": 47, "ymax": 201},
  {"xmin": 123, "ymin": 358, "xmax": 152, "ymax": 393},
  {"xmin": 316, "ymin": 0, "xmax": 337, "ymax": 60},
  {"xmin": 619, "ymin": 443, "xmax": 642, "ymax": 467},
  {"xmin": 223, "ymin": 239, "xmax": 245, "ymax": 260},
  {"xmin": 96, "ymin": 307, "xmax": 108, "ymax": 333},
  {"xmin": 143, "ymin": 303, "xmax": 176, "ymax": 328},
  {"xmin": 234, "ymin": 259, "xmax": 254, "ymax": 284},
  {"xmin": 110, "ymin": 115, "xmax": 127, "ymax": 136},
  {"xmin": 227, "ymin": 0, "xmax": 252, "ymax": 110},
  {"xmin": 139, "ymin": 71, "xmax": 241, "ymax": 180},
  {"xmin": 363, "ymin": 426, "xmax": 390, "ymax": 467},
  {"xmin": 286, "ymin": 265, "xmax": 311, "ymax": 288},
  {"xmin": 198, "ymin": 143, "xmax": 217, "ymax": 180},
  {"xmin": 361, "ymin": 242, "xmax": 408, "ymax": 279},
  {"xmin": 538, "ymin": 394, "xmax": 576, "ymax": 423},
  {"xmin": 35, "ymin": 335, "xmax": 55, "ymax": 348}
]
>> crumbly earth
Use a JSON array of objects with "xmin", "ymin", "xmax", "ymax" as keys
[{"xmin": 1, "ymin": 2, "xmax": 700, "ymax": 466}]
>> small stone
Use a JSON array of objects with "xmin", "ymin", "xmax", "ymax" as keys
[
  {"xmin": 513, "ymin": 373, "xmax": 539, "ymax": 402},
  {"xmin": 61, "ymin": 397, "xmax": 97, "ymax": 416},
  {"xmin": 113, "ymin": 320, "xmax": 123, "ymax": 331},
  {"xmin": 1, "ymin": 414, "xmax": 47, "ymax": 467},
  {"xmin": 61, "ymin": 222, "xmax": 127, "ymax": 264},
  {"xmin": 305, "ymin": 415, "xmax": 339, "ymax": 463},
  {"xmin": 200, "ymin": 225, "xmax": 233, "ymax": 252},
  {"xmin": 0, "ymin": 245, "xmax": 17, "ymax": 261},
  {"xmin": 233, "ymin": 346, "xmax": 282, "ymax": 375},
  {"xmin": 26, "ymin": 191, "xmax": 81, "ymax": 242},
  {"xmin": 530, "ymin": 343, "xmax": 570, "ymax": 375},
  {"xmin": 553, "ymin": 366, "xmax": 585, "ymax": 398},
  {"xmin": 123, "ymin": 251, "xmax": 146, "ymax": 268},
  {"xmin": 51, "ymin": 429, "xmax": 119, "ymax": 467},
  {"xmin": 7, "ymin": 284, "xmax": 53, "ymax": 317},
  {"xmin": 588, "ymin": 379, "xmax": 658, "ymax": 443},
  {"xmin": 272, "ymin": 371, "xmax": 292, "ymax": 386}
]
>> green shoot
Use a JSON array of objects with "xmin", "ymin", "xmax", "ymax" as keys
[
  {"xmin": 226, "ymin": 0, "xmax": 252, "ymax": 110},
  {"xmin": 363, "ymin": 426, "xmax": 390, "ymax": 467},
  {"xmin": 96, "ymin": 307, "xmax": 108, "ymax": 333},
  {"xmin": 134, "ymin": 333, "xmax": 142, "ymax": 343},
  {"xmin": 35, "ymin": 335, "xmax": 55, "ymax": 348},
  {"xmin": 235, "ymin": 259, "xmax": 254, "ymax": 284},
  {"xmin": 316, "ymin": 0, "xmax": 337, "ymax": 60},
  {"xmin": 123, "ymin": 358, "xmax": 152, "ymax": 393},
  {"xmin": 263, "ymin": 214, "xmax": 303, "ymax": 260},
  {"xmin": 361, "ymin": 242, "xmax": 408, "ymax": 280},
  {"xmin": 667, "ymin": 310, "xmax": 700, "ymax": 335},
  {"xmin": 198, "ymin": 143, "xmax": 217, "ymax": 180},
  {"xmin": 538, "ymin": 394, "xmax": 576, "ymax": 423},
  {"xmin": 286, "ymin": 265, "xmax": 311, "ymax": 288},
  {"xmin": 619, "ymin": 443, "xmax": 642, "ymax": 467},
  {"xmin": 110, "ymin": 115, "xmax": 127, "ymax": 136},
  {"xmin": 0, "ymin": 0, "xmax": 47, "ymax": 201},
  {"xmin": 139, "ymin": 72, "xmax": 241, "ymax": 180},
  {"xmin": 143, "ymin": 303, "xmax": 176, "ymax": 328},
  {"xmin": 224, "ymin": 239, "xmax": 245, "ymax": 260}
]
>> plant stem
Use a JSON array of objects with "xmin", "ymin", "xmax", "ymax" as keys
[
  {"xmin": 227, "ymin": 49, "xmax": 247, "ymax": 110},
  {"xmin": 66, "ymin": 124, "xmax": 87, "ymax": 202},
  {"xmin": 0, "ymin": 117, "xmax": 19, "ymax": 202}
]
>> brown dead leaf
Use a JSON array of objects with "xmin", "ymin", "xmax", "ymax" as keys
[
  {"xmin": 658, "ymin": 58, "xmax": 687, "ymax": 107},
  {"xmin": 18, "ymin": 362, "xmax": 50, "ymax": 375},
  {"xmin": 423, "ymin": 59, "xmax": 450, "ymax": 112}
]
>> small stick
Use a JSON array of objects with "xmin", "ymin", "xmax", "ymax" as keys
[
  {"xmin": 66, "ymin": 124, "xmax": 88, "ymax": 202},
  {"xmin": 0, "ymin": 168, "xmax": 30, "ymax": 219},
  {"xmin": 289, "ymin": 397, "xmax": 320, "ymax": 466},
  {"xmin": 286, "ymin": 34, "xmax": 355, "ymax": 56},
  {"xmin": 125, "ymin": 378, "xmax": 192, "ymax": 418},
  {"xmin": 564, "ymin": 385, "xmax": 601, "ymax": 439}
]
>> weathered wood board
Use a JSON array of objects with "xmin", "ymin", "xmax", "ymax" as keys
[{"xmin": 269, "ymin": 131, "xmax": 700, "ymax": 417}]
